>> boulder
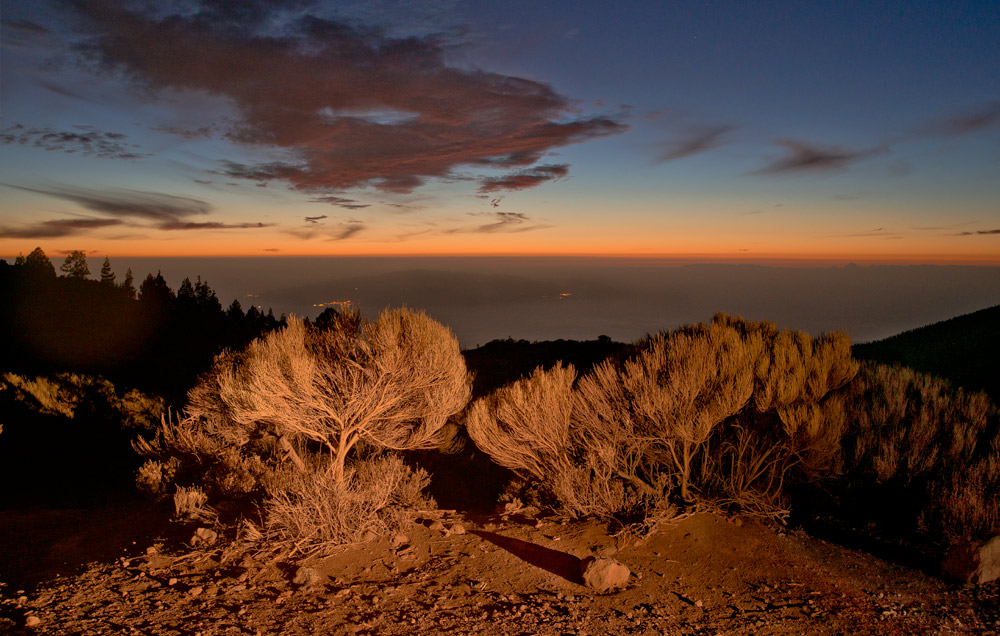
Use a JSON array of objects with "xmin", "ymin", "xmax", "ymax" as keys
[
  {"xmin": 943, "ymin": 535, "xmax": 1000, "ymax": 585},
  {"xmin": 580, "ymin": 556, "xmax": 630, "ymax": 593}
]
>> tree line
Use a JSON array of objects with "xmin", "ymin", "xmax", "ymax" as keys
[{"xmin": 0, "ymin": 247, "xmax": 283, "ymax": 402}]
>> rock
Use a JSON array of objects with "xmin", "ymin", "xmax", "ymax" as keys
[
  {"xmin": 428, "ymin": 520, "xmax": 447, "ymax": 533},
  {"xmin": 391, "ymin": 533, "xmax": 409, "ymax": 549},
  {"xmin": 943, "ymin": 535, "xmax": 1000, "ymax": 584},
  {"xmin": 25, "ymin": 615, "xmax": 41, "ymax": 628},
  {"xmin": 579, "ymin": 557, "xmax": 630, "ymax": 593},
  {"xmin": 293, "ymin": 566, "xmax": 324, "ymax": 587},
  {"xmin": 188, "ymin": 586, "xmax": 204, "ymax": 597},
  {"xmin": 190, "ymin": 527, "xmax": 218, "ymax": 548},
  {"xmin": 449, "ymin": 523, "xmax": 466, "ymax": 535}
]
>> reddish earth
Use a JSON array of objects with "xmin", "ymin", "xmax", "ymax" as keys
[{"xmin": 2, "ymin": 503, "xmax": 998, "ymax": 635}]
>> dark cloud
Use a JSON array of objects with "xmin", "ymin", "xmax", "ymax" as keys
[
  {"xmin": 3, "ymin": 19, "xmax": 49, "ymax": 35},
  {"xmin": 0, "ymin": 217, "xmax": 123, "ymax": 239},
  {"xmin": 156, "ymin": 221, "xmax": 271, "ymax": 231},
  {"xmin": 70, "ymin": 2, "xmax": 626, "ymax": 195},
  {"xmin": 308, "ymin": 195, "xmax": 370, "ymax": 209},
  {"xmin": 919, "ymin": 102, "xmax": 1000, "ymax": 137},
  {"xmin": 478, "ymin": 164, "xmax": 569, "ymax": 193},
  {"xmin": 447, "ymin": 211, "xmax": 551, "ymax": 234},
  {"xmin": 753, "ymin": 139, "xmax": 880, "ymax": 175},
  {"xmin": 304, "ymin": 215, "xmax": 328, "ymax": 224},
  {"xmin": 6, "ymin": 184, "xmax": 211, "ymax": 222},
  {"xmin": 956, "ymin": 229, "xmax": 1000, "ymax": 236},
  {"xmin": 0, "ymin": 125, "xmax": 148, "ymax": 160},
  {"xmin": 657, "ymin": 124, "xmax": 736, "ymax": 162}
]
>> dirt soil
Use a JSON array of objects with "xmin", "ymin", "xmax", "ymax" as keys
[{"xmin": 1, "ymin": 506, "xmax": 998, "ymax": 635}]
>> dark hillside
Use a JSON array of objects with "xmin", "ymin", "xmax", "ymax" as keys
[
  {"xmin": 852, "ymin": 304, "xmax": 1000, "ymax": 402},
  {"xmin": 462, "ymin": 336, "xmax": 631, "ymax": 397}
]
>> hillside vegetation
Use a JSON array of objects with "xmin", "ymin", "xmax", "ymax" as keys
[
  {"xmin": 853, "ymin": 304, "xmax": 1000, "ymax": 403},
  {"xmin": 2, "ymin": 249, "xmax": 997, "ymax": 575}
]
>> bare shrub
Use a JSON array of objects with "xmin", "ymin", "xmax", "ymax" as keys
[
  {"xmin": 192, "ymin": 309, "xmax": 470, "ymax": 485},
  {"xmin": 465, "ymin": 363, "xmax": 576, "ymax": 480},
  {"xmin": 173, "ymin": 485, "xmax": 216, "ymax": 522},
  {"xmin": 264, "ymin": 454, "xmax": 432, "ymax": 555},
  {"xmin": 140, "ymin": 307, "xmax": 465, "ymax": 552},
  {"xmin": 840, "ymin": 362, "xmax": 1000, "ymax": 545}
]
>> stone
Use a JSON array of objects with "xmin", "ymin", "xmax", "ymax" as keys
[
  {"xmin": 449, "ymin": 523, "xmax": 466, "ymax": 535},
  {"xmin": 188, "ymin": 586, "xmax": 204, "ymax": 597},
  {"xmin": 428, "ymin": 520, "xmax": 447, "ymax": 533},
  {"xmin": 579, "ymin": 557, "xmax": 630, "ymax": 593},
  {"xmin": 190, "ymin": 527, "xmax": 218, "ymax": 548},
  {"xmin": 391, "ymin": 533, "xmax": 409, "ymax": 549},
  {"xmin": 25, "ymin": 616, "xmax": 41, "ymax": 628},
  {"xmin": 293, "ymin": 566, "xmax": 324, "ymax": 587},
  {"xmin": 942, "ymin": 535, "xmax": 1000, "ymax": 585}
]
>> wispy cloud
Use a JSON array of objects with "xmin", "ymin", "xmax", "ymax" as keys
[
  {"xmin": 70, "ymin": 1, "xmax": 626, "ymax": 196},
  {"xmin": 286, "ymin": 219, "xmax": 367, "ymax": 241},
  {"xmin": 955, "ymin": 228, "xmax": 1000, "ymax": 236},
  {"xmin": 0, "ymin": 217, "xmax": 124, "ymax": 239},
  {"xmin": 304, "ymin": 215, "xmax": 328, "ymax": 224},
  {"xmin": 0, "ymin": 125, "xmax": 148, "ymax": 160},
  {"xmin": 6, "ymin": 184, "xmax": 211, "ymax": 222},
  {"xmin": 917, "ymin": 101, "xmax": 1000, "ymax": 137},
  {"xmin": 478, "ymin": 164, "xmax": 569, "ymax": 192},
  {"xmin": 308, "ymin": 195, "xmax": 370, "ymax": 209},
  {"xmin": 3, "ymin": 183, "xmax": 269, "ymax": 236},
  {"xmin": 447, "ymin": 211, "xmax": 551, "ymax": 234},
  {"xmin": 657, "ymin": 124, "xmax": 736, "ymax": 162},
  {"xmin": 753, "ymin": 139, "xmax": 882, "ymax": 175}
]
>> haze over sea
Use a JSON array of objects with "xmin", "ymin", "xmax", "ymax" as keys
[{"xmin": 62, "ymin": 257, "xmax": 1000, "ymax": 348}]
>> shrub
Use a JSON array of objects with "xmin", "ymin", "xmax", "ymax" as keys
[
  {"xmin": 138, "ymin": 307, "xmax": 469, "ymax": 553},
  {"xmin": 838, "ymin": 363, "xmax": 1000, "ymax": 545},
  {"xmin": 464, "ymin": 314, "xmax": 859, "ymax": 526},
  {"xmin": 264, "ymin": 454, "xmax": 433, "ymax": 554}
]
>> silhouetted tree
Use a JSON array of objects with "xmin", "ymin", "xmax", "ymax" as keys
[
  {"xmin": 121, "ymin": 268, "xmax": 136, "ymax": 300},
  {"xmin": 60, "ymin": 250, "xmax": 91, "ymax": 279},
  {"xmin": 20, "ymin": 247, "xmax": 56, "ymax": 279},
  {"xmin": 100, "ymin": 257, "xmax": 116, "ymax": 286}
]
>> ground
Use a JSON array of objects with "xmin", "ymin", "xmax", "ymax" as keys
[{"xmin": 1, "ymin": 503, "xmax": 998, "ymax": 635}]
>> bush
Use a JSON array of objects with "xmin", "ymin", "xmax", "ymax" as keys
[
  {"xmin": 464, "ymin": 314, "xmax": 859, "ymax": 526},
  {"xmin": 838, "ymin": 363, "xmax": 1000, "ymax": 546},
  {"xmin": 137, "ymin": 307, "xmax": 470, "ymax": 553}
]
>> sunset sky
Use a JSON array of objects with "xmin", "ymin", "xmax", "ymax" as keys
[{"xmin": 1, "ymin": 0, "xmax": 998, "ymax": 262}]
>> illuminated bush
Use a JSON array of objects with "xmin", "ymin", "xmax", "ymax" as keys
[{"xmin": 138, "ymin": 307, "xmax": 470, "ymax": 552}]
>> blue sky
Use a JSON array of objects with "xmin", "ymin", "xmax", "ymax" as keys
[{"xmin": 1, "ymin": 0, "xmax": 998, "ymax": 261}]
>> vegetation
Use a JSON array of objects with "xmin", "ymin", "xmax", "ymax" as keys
[
  {"xmin": 853, "ymin": 304, "xmax": 1000, "ymax": 404},
  {"xmin": 137, "ymin": 308, "xmax": 470, "ymax": 554},
  {"xmin": 2, "ymin": 248, "xmax": 997, "ymax": 566}
]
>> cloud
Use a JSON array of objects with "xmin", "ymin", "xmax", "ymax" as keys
[
  {"xmin": 0, "ymin": 125, "xmax": 148, "ymax": 160},
  {"xmin": 308, "ymin": 195, "xmax": 370, "ymax": 209},
  {"xmin": 955, "ymin": 228, "xmax": 1000, "ymax": 236},
  {"xmin": 657, "ymin": 124, "xmax": 736, "ymax": 162},
  {"xmin": 6, "ymin": 184, "xmax": 211, "ymax": 222},
  {"xmin": 478, "ymin": 164, "xmax": 569, "ymax": 193},
  {"xmin": 753, "ymin": 139, "xmax": 880, "ymax": 175},
  {"xmin": 447, "ymin": 211, "xmax": 551, "ymax": 234},
  {"xmin": 70, "ymin": 2, "xmax": 626, "ymax": 196},
  {"xmin": 0, "ymin": 217, "xmax": 124, "ymax": 239},
  {"xmin": 919, "ymin": 101, "xmax": 1000, "ymax": 137},
  {"xmin": 286, "ymin": 220, "xmax": 367, "ymax": 240},
  {"xmin": 304, "ymin": 215, "xmax": 328, "ymax": 224},
  {"xmin": 156, "ymin": 221, "xmax": 272, "ymax": 231}
]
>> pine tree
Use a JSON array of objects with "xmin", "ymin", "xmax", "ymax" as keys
[
  {"xmin": 100, "ymin": 257, "xmax": 116, "ymax": 286},
  {"xmin": 60, "ymin": 250, "xmax": 90, "ymax": 279},
  {"xmin": 121, "ymin": 268, "xmax": 136, "ymax": 300}
]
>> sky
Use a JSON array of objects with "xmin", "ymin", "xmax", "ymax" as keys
[{"xmin": 1, "ymin": 0, "xmax": 998, "ymax": 262}]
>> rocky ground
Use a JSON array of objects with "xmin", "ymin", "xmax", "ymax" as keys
[{"xmin": 2, "ymin": 505, "xmax": 998, "ymax": 635}]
